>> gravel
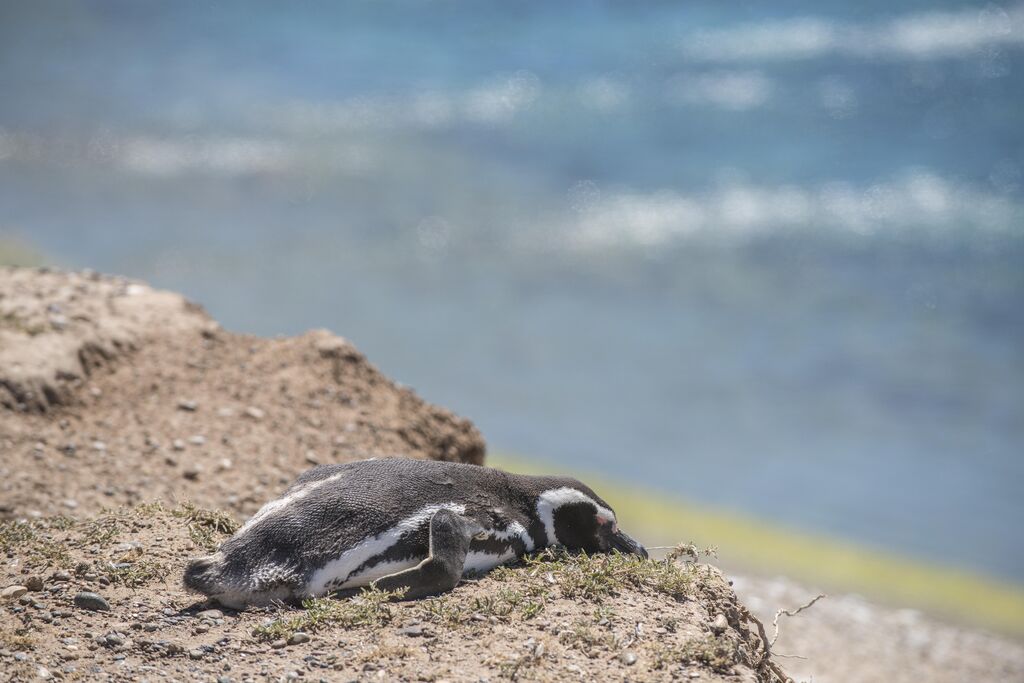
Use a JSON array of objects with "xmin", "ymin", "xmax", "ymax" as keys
[{"xmin": 73, "ymin": 591, "xmax": 111, "ymax": 612}]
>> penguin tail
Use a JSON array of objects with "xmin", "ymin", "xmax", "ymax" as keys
[{"xmin": 183, "ymin": 554, "xmax": 223, "ymax": 596}]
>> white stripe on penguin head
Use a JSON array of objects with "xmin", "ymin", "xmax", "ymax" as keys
[{"xmin": 536, "ymin": 488, "xmax": 616, "ymax": 546}]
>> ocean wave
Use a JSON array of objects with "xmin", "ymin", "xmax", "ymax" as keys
[
  {"xmin": 682, "ymin": 4, "xmax": 1024, "ymax": 62},
  {"xmin": 560, "ymin": 173, "xmax": 1023, "ymax": 250}
]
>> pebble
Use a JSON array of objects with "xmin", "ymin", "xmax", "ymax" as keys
[
  {"xmin": 244, "ymin": 406, "xmax": 265, "ymax": 420},
  {"xmin": 177, "ymin": 400, "xmax": 198, "ymax": 412},
  {"xmin": 620, "ymin": 651, "xmax": 638, "ymax": 666},
  {"xmin": 196, "ymin": 608, "xmax": 224, "ymax": 620},
  {"xmin": 188, "ymin": 649, "xmax": 204, "ymax": 660},
  {"xmin": 172, "ymin": 439, "xmax": 186, "ymax": 451},
  {"xmin": 398, "ymin": 624, "xmax": 425, "ymax": 637},
  {"xmin": 711, "ymin": 614, "xmax": 728, "ymax": 635},
  {"xmin": 271, "ymin": 639, "xmax": 287, "ymax": 649},
  {"xmin": 63, "ymin": 499, "xmax": 79, "ymax": 510},
  {"xmin": 188, "ymin": 435, "xmax": 206, "ymax": 446},
  {"xmin": 37, "ymin": 666, "xmax": 52, "ymax": 680},
  {"xmin": 1, "ymin": 585, "xmax": 28, "ymax": 600},
  {"xmin": 183, "ymin": 466, "xmax": 201, "ymax": 481},
  {"xmin": 287, "ymin": 632, "xmax": 311, "ymax": 645},
  {"xmin": 74, "ymin": 592, "xmax": 111, "ymax": 612},
  {"xmin": 105, "ymin": 633, "xmax": 125, "ymax": 647},
  {"xmin": 91, "ymin": 441, "xmax": 107, "ymax": 452}
]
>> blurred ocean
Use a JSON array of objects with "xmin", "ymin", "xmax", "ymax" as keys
[{"xmin": 1, "ymin": 2, "xmax": 1022, "ymax": 581}]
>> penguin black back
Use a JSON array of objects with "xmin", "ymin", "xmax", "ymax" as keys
[{"xmin": 184, "ymin": 458, "xmax": 647, "ymax": 607}]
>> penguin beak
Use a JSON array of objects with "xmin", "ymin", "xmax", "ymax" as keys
[{"xmin": 610, "ymin": 529, "xmax": 648, "ymax": 559}]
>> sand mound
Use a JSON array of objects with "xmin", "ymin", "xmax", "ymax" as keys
[{"xmin": 0, "ymin": 267, "xmax": 484, "ymax": 519}]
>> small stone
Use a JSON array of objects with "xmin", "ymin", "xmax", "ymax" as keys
[
  {"xmin": 244, "ymin": 406, "xmax": 265, "ymax": 420},
  {"xmin": 91, "ymin": 441, "xmax": 107, "ymax": 452},
  {"xmin": 271, "ymin": 639, "xmax": 287, "ymax": 649},
  {"xmin": 399, "ymin": 624, "xmax": 425, "ymax": 637},
  {"xmin": 287, "ymin": 631, "xmax": 311, "ymax": 645},
  {"xmin": 620, "ymin": 651, "xmax": 638, "ymax": 666},
  {"xmin": 304, "ymin": 450, "xmax": 319, "ymax": 465},
  {"xmin": 196, "ymin": 608, "xmax": 224, "ymax": 620},
  {"xmin": 188, "ymin": 435, "xmax": 206, "ymax": 446},
  {"xmin": 63, "ymin": 499, "xmax": 79, "ymax": 510},
  {"xmin": 217, "ymin": 407, "xmax": 234, "ymax": 418},
  {"xmin": 177, "ymin": 400, "xmax": 198, "ymax": 412},
  {"xmin": 217, "ymin": 458, "xmax": 233, "ymax": 471},
  {"xmin": 73, "ymin": 592, "xmax": 111, "ymax": 612},
  {"xmin": 2, "ymin": 585, "xmax": 28, "ymax": 599},
  {"xmin": 710, "ymin": 614, "xmax": 728, "ymax": 635},
  {"xmin": 37, "ymin": 666, "xmax": 52, "ymax": 680},
  {"xmin": 315, "ymin": 335, "xmax": 353, "ymax": 359},
  {"xmin": 183, "ymin": 466, "xmax": 201, "ymax": 481},
  {"xmin": 105, "ymin": 633, "xmax": 124, "ymax": 647}
]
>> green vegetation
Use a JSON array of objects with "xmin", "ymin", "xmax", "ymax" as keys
[
  {"xmin": 0, "ymin": 519, "xmax": 71, "ymax": 568},
  {"xmin": 0, "ymin": 503, "xmax": 232, "ymax": 588},
  {"xmin": 0, "ymin": 237, "xmax": 43, "ymax": 267},
  {"xmin": 492, "ymin": 453, "xmax": 1024, "ymax": 637},
  {"xmin": 172, "ymin": 502, "xmax": 239, "ymax": 550},
  {"xmin": 253, "ymin": 588, "xmax": 404, "ymax": 641}
]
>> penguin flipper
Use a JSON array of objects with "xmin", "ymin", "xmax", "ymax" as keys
[{"xmin": 371, "ymin": 508, "xmax": 481, "ymax": 600}]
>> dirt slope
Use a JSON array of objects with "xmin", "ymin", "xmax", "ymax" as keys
[{"xmin": 0, "ymin": 268, "xmax": 484, "ymax": 520}]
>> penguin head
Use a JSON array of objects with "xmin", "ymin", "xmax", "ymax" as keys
[{"xmin": 535, "ymin": 482, "xmax": 648, "ymax": 558}]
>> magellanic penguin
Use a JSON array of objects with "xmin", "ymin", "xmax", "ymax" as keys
[{"xmin": 183, "ymin": 458, "xmax": 647, "ymax": 607}]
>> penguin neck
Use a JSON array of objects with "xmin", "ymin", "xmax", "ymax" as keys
[{"xmin": 503, "ymin": 471, "xmax": 590, "ymax": 548}]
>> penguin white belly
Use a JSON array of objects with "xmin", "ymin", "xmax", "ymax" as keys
[
  {"xmin": 463, "ymin": 547, "xmax": 518, "ymax": 574},
  {"xmin": 463, "ymin": 521, "xmax": 534, "ymax": 575},
  {"xmin": 305, "ymin": 502, "xmax": 465, "ymax": 596}
]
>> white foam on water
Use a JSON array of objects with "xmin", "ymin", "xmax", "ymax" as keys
[
  {"xmin": 560, "ymin": 172, "xmax": 1023, "ymax": 251},
  {"xmin": 682, "ymin": 4, "xmax": 1024, "ymax": 62}
]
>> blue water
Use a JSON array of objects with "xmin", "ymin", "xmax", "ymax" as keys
[{"xmin": 2, "ymin": 1, "xmax": 1023, "ymax": 582}]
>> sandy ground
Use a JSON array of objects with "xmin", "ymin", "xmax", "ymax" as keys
[
  {"xmin": 0, "ymin": 268, "xmax": 483, "ymax": 521},
  {"xmin": 733, "ymin": 575, "xmax": 1024, "ymax": 683},
  {"xmin": 0, "ymin": 504, "xmax": 774, "ymax": 682}
]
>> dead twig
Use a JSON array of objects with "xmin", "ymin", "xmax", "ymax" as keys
[{"xmin": 770, "ymin": 594, "xmax": 826, "ymax": 647}]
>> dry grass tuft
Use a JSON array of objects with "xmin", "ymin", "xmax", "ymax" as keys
[{"xmin": 253, "ymin": 587, "xmax": 405, "ymax": 641}]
